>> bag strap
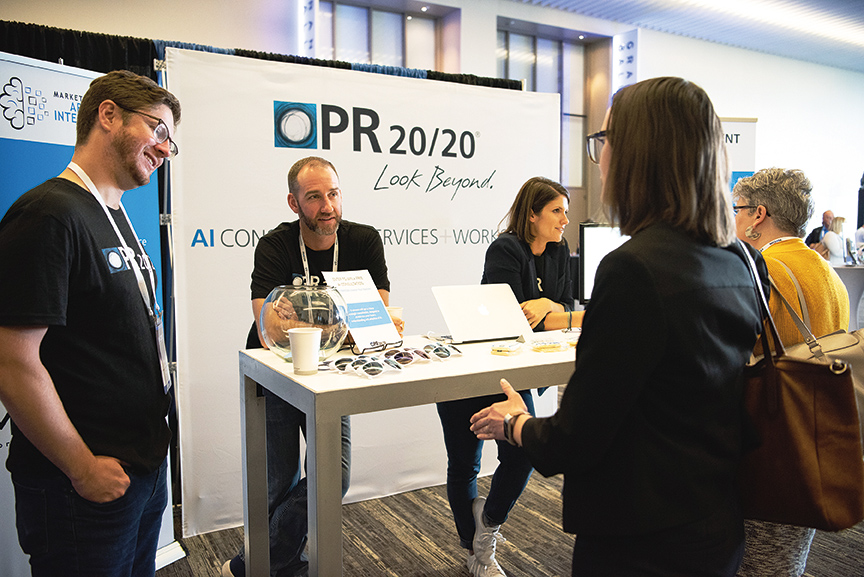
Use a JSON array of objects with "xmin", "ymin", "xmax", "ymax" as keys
[
  {"xmin": 773, "ymin": 260, "xmax": 810, "ymax": 327},
  {"xmin": 767, "ymin": 263, "xmax": 826, "ymax": 359},
  {"xmin": 737, "ymin": 240, "xmax": 786, "ymax": 359}
]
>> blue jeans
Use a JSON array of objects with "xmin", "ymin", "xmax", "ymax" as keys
[
  {"xmin": 233, "ymin": 392, "xmax": 351, "ymax": 577},
  {"xmin": 12, "ymin": 459, "xmax": 168, "ymax": 577},
  {"xmin": 436, "ymin": 390, "xmax": 535, "ymax": 550}
]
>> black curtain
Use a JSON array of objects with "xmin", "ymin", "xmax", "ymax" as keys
[
  {"xmin": 0, "ymin": 21, "xmax": 157, "ymax": 79},
  {"xmin": 427, "ymin": 70, "xmax": 522, "ymax": 90}
]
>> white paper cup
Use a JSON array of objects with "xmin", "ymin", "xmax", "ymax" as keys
[
  {"xmin": 385, "ymin": 306, "xmax": 403, "ymax": 321},
  {"xmin": 288, "ymin": 327, "xmax": 322, "ymax": 375}
]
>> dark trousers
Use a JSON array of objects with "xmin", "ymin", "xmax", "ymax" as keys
[
  {"xmin": 13, "ymin": 459, "xmax": 168, "ymax": 577},
  {"xmin": 233, "ymin": 392, "xmax": 351, "ymax": 577},
  {"xmin": 436, "ymin": 390, "xmax": 535, "ymax": 549},
  {"xmin": 571, "ymin": 501, "xmax": 745, "ymax": 577}
]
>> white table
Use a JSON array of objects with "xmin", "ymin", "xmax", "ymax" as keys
[{"xmin": 238, "ymin": 336, "xmax": 575, "ymax": 577}]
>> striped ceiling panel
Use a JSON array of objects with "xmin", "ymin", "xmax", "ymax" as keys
[{"xmin": 512, "ymin": 0, "xmax": 864, "ymax": 73}]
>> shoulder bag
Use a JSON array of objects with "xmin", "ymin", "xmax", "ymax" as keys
[
  {"xmin": 737, "ymin": 241, "xmax": 864, "ymax": 531},
  {"xmin": 764, "ymin": 260, "xmax": 864, "ymax": 451}
]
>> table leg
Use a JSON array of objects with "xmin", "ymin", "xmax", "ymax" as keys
[
  {"xmin": 306, "ymin": 406, "xmax": 344, "ymax": 576},
  {"xmin": 241, "ymin": 376, "xmax": 270, "ymax": 577}
]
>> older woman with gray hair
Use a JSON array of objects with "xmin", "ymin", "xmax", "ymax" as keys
[{"xmin": 733, "ymin": 167, "xmax": 849, "ymax": 576}]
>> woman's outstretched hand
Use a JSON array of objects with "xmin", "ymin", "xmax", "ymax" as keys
[{"xmin": 470, "ymin": 379, "xmax": 528, "ymax": 441}]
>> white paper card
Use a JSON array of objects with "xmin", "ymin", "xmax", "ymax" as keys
[{"xmin": 323, "ymin": 270, "xmax": 401, "ymax": 352}]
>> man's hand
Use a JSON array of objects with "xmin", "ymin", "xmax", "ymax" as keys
[
  {"xmin": 69, "ymin": 455, "xmax": 131, "ymax": 503},
  {"xmin": 0, "ymin": 326, "xmax": 130, "ymax": 502},
  {"xmin": 271, "ymin": 296, "xmax": 298, "ymax": 322}
]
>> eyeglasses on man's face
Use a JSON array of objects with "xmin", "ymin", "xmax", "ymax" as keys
[
  {"xmin": 586, "ymin": 130, "xmax": 606, "ymax": 165},
  {"xmin": 115, "ymin": 103, "xmax": 179, "ymax": 158}
]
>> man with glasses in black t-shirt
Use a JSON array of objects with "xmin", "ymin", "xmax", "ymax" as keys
[{"xmin": 0, "ymin": 70, "xmax": 180, "ymax": 576}]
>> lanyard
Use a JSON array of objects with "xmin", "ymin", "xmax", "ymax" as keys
[
  {"xmin": 298, "ymin": 230, "xmax": 338, "ymax": 285},
  {"xmin": 66, "ymin": 162, "xmax": 172, "ymax": 392},
  {"xmin": 760, "ymin": 236, "xmax": 798, "ymax": 252}
]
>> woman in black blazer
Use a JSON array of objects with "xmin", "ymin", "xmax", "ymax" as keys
[
  {"xmin": 471, "ymin": 77, "xmax": 765, "ymax": 577},
  {"xmin": 481, "ymin": 176, "xmax": 574, "ymax": 330}
]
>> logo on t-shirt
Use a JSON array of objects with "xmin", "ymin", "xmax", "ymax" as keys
[{"xmin": 102, "ymin": 247, "xmax": 129, "ymax": 273}]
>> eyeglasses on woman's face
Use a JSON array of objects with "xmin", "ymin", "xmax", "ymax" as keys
[
  {"xmin": 733, "ymin": 204, "xmax": 771, "ymax": 217},
  {"xmin": 586, "ymin": 130, "xmax": 606, "ymax": 165}
]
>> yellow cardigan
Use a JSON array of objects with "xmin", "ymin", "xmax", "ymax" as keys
[{"xmin": 761, "ymin": 238, "xmax": 849, "ymax": 349}]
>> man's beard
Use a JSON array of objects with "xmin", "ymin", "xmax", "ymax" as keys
[
  {"xmin": 112, "ymin": 128, "xmax": 153, "ymax": 188},
  {"xmin": 299, "ymin": 210, "xmax": 341, "ymax": 237}
]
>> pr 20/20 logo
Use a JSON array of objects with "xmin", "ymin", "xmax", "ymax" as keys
[
  {"xmin": 274, "ymin": 102, "xmax": 317, "ymax": 149},
  {"xmin": 273, "ymin": 101, "xmax": 477, "ymax": 159}
]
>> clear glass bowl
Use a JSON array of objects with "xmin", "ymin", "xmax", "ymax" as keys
[{"xmin": 259, "ymin": 284, "xmax": 349, "ymax": 361}]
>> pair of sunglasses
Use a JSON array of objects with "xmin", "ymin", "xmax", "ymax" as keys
[
  {"xmin": 383, "ymin": 347, "xmax": 438, "ymax": 366},
  {"xmin": 422, "ymin": 343, "xmax": 462, "ymax": 359},
  {"xmin": 324, "ymin": 355, "xmax": 403, "ymax": 379}
]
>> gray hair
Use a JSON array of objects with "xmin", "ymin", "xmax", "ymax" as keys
[{"xmin": 733, "ymin": 168, "xmax": 814, "ymax": 237}]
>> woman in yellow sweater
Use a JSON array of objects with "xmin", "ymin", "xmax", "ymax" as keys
[{"xmin": 733, "ymin": 167, "xmax": 849, "ymax": 576}]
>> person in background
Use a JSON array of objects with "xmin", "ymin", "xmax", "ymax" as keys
[
  {"xmin": 435, "ymin": 176, "xmax": 575, "ymax": 577},
  {"xmin": 822, "ymin": 215, "xmax": 847, "ymax": 265},
  {"xmin": 0, "ymin": 70, "xmax": 180, "ymax": 576},
  {"xmin": 469, "ymin": 76, "xmax": 765, "ymax": 577},
  {"xmin": 222, "ymin": 156, "xmax": 392, "ymax": 577},
  {"xmin": 804, "ymin": 209, "xmax": 833, "ymax": 247},
  {"xmin": 482, "ymin": 176, "xmax": 580, "ymax": 331},
  {"xmin": 732, "ymin": 167, "xmax": 849, "ymax": 577}
]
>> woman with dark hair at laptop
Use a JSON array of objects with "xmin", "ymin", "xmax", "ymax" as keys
[
  {"xmin": 482, "ymin": 176, "xmax": 579, "ymax": 331},
  {"xmin": 435, "ymin": 176, "xmax": 576, "ymax": 577},
  {"xmin": 469, "ymin": 77, "xmax": 766, "ymax": 577}
]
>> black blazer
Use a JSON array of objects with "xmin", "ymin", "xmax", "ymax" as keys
[
  {"xmin": 481, "ymin": 232, "xmax": 572, "ymax": 331},
  {"xmin": 804, "ymin": 226, "xmax": 824, "ymax": 246},
  {"xmin": 522, "ymin": 224, "xmax": 764, "ymax": 536}
]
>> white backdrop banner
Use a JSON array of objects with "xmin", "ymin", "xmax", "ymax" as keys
[
  {"xmin": 164, "ymin": 48, "xmax": 561, "ymax": 536},
  {"xmin": 721, "ymin": 118, "xmax": 758, "ymax": 188},
  {"xmin": 0, "ymin": 52, "xmax": 181, "ymax": 572}
]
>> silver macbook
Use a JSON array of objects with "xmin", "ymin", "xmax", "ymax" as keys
[{"xmin": 431, "ymin": 284, "xmax": 534, "ymax": 344}]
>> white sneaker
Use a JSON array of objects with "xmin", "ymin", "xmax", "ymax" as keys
[
  {"xmin": 466, "ymin": 552, "xmax": 480, "ymax": 573},
  {"xmin": 471, "ymin": 497, "xmax": 507, "ymax": 577}
]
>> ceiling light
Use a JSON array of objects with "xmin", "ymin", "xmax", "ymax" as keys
[
  {"xmin": 675, "ymin": 0, "xmax": 864, "ymax": 47},
  {"xmin": 421, "ymin": 6, "xmax": 428, "ymax": 12}
]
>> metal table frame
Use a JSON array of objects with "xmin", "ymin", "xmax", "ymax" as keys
[{"xmin": 239, "ymin": 336, "xmax": 574, "ymax": 576}]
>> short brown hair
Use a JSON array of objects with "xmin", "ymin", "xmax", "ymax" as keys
[
  {"xmin": 501, "ymin": 176, "xmax": 569, "ymax": 245},
  {"xmin": 76, "ymin": 70, "xmax": 181, "ymax": 146},
  {"xmin": 604, "ymin": 77, "xmax": 733, "ymax": 246},
  {"xmin": 287, "ymin": 156, "xmax": 339, "ymax": 196}
]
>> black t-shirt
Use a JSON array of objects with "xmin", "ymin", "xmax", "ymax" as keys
[
  {"xmin": 246, "ymin": 219, "xmax": 390, "ymax": 348},
  {"xmin": 0, "ymin": 178, "xmax": 171, "ymax": 477}
]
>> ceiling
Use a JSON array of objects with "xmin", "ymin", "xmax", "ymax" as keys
[{"xmin": 512, "ymin": 0, "xmax": 864, "ymax": 74}]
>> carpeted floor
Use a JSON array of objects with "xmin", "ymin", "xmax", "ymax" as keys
[
  {"xmin": 157, "ymin": 384, "xmax": 864, "ymax": 576},
  {"xmin": 156, "ymin": 471, "xmax": 864, "ymax": 576}
]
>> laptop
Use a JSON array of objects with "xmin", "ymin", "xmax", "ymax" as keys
[{"xmin": 431, "ymin": 284, "xmax": 534, "ymax": 344}]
